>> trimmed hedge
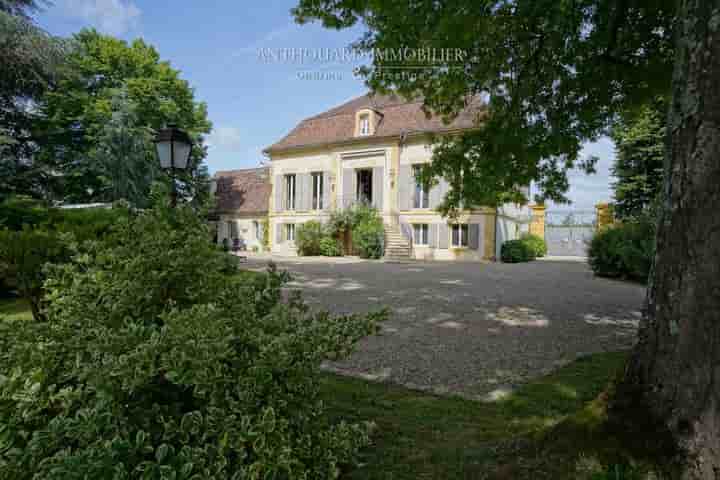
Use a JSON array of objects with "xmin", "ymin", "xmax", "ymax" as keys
[
  {"xmin": 588, "ymin": 221, "xmax": 655, "ymax": 282},
  {"xmin": 501, "ymin": 239, "xmax": 536, "ymax": 263}
]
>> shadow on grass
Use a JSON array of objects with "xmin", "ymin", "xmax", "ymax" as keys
[
  {"xmin": 0, "ymin": 297, "xmax": 32, "ymax": 322},
  {"xmin": 320, "ymin": 351, "xmax": 666, "ymax": 480}
]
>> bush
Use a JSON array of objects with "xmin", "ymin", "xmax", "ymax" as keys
[
  {"xmin": 0, "ymin": 205, "xmax": 130, "ymax": 320},
  {"xmin": 588, "ymin": 221, "xmax": 655, "ymax": 282},
  {"xmin": 351, "ymin": 206, "xmax": 384, "ymax": 259},
  {"xmin": 296, "ymin": 220, "xmax": 324, "ymax": 256},
  {"xmin": 520, "ymin": 233, "xmax": 547, "ymax": 258},
  {"xmin": 0, "ymin": 204, "xmax": 382, "ymax": 479},
  {"xmin": 320, "ymin": 236, "xmax": 342, "ymax": 256},
  {"xmin": 0, "ymin": 227, "xmax": 67, "ymax": 321},
  {"xmin": 501, "ymin": 239, "xmax": 536, "ymax": 263}
]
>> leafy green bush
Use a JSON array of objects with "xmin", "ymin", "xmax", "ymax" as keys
[
  {"xmin": 0, "ymin": 205, "xmax": 130, "ymax": 320},
  {"xmin": 0, "ymin": 227, "xmax": 67, "ymax": 321},
  {"xmin": 0, "ymin": 204, "xmax": 382, "ymax": 479},
  {"xmin": 501, "ymin": 239, "xmax": 536, "ymax": 263},
  {"xmin": 520, "ymin": 233, "xmax": 547, "ymax": 258},
  {"xmin": 351, "ymin": 206, "xmax": 384, "ymax": 259},
  {"xmin": 588, "ymin": 221, "xmax": 655, "ymax": 282},
  {"xmin": 320, "ymin": 236, "xmax": 342, "ymax": 256},
  {"xmin": 0, "ymin": 196, "xmax": 50, "ymax": 230},
  {"xmin": 296, "ymin": 220, "xmax": 324, "ymax": 256}
]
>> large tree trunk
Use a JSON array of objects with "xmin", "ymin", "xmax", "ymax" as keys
[{"xmin": 619, "ymin": 0, "xmax": 720, "ymax": 478}]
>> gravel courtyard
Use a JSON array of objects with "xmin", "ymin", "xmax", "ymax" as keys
[{"xmin": 245, "ymin": 257, "xmax": 645, "ymax": 400}]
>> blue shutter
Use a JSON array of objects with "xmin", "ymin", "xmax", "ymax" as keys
[
  {"xmin": 274, "ymin": 175, "xmax": 283, "ymax": 211},
  {"xmin": 372, "ymin": 166, "xmax": 384, "ymax": 210},
  {"xmin": 398, "ymin": 165, "xmax": 411, "ymax": 211},
  {"xmin": 469, "ymin": 223, "xmax": 480, "ymax": 250}
]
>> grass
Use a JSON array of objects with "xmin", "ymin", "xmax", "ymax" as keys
[
  {"xmin": 320, "ymin": 352, "xmax": 640, "ymax": 479},
  {"xmin": 0, "ymin": 296, "xmax": 33, "ymax": 321},
  {"xmin": 0, "ymin": 283, "xmax": 656, "ymax": 479}
]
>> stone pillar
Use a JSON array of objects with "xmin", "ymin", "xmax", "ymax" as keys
[
  {"xmin": 529, "ymin": 204, "xmax": 546, "ymax": 238},
  {"xmin": 595, "ymin": 202, "xmax": 614, "ymax": 230}
]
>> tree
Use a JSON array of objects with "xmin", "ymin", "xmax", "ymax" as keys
[
  {"xmin": 292, "ymin": 0, "xmax": 720, "ymax": 477},
  {"xmin": 36, "ymin": 29, "xmax": 212, "ymax": 204},
  {"xmin": 0, "ymin": 0, "xmax": 67, "ymax": 201},
  {"xmin": 91, "ymin": 88, "xmax": 157, "ymax": 206},
  {"xmin": 611, "ymin": 99, "xmax": 666, "ymax": 220}
]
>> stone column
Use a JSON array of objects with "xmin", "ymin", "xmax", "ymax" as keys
[
  {"xmin": 595, "ymin": 202, "xmax": 614, "ymax": 230},
  {"xmin": 529, "ymin": 204, "xmax": 546, "ymax": 238}
]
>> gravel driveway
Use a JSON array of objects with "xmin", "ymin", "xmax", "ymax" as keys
[{"xmin": 245, "ymin": 257, "xmax": 645, "ymax": 400}]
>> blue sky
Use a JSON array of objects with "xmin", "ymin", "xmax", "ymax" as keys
[{"xmin": 36, "ymin": 0, "xmax": 615, "ymax": 209}]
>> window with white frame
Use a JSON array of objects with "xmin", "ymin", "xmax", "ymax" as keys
[
  {"xmin": 413, "ymin": 165, "xmax": 429, "ymax": 208},
  {"xmin": 359, "ymin": 114, "xmax": 370, "ymax": 136},
  {"xmin": 286, "ymin": 223, "xmax": 295, "ymax": 242},
  {"xmin": 311, "ymin": 172, "xmax": 324, "ymax": 210},
  {"xmin": 413, "ymin": 224, "xmax": 429, "ymax": 245},
  {"xmin": 451, "ymin": 224, "xmax": 468, "ymax": 247},
  {"xmin": 284, "ymin": 174, "xmax": 296, "ymax": 210}
]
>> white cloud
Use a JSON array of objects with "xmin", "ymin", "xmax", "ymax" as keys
[
  {"xmin": 61, "ymin": 0, "xmax": 141, "ymax": 35},
  {"xmin": 207, "ymin": 127, "xmax": 244, "ymax": 151}
]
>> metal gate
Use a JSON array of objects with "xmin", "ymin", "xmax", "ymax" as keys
[{"xmin": 545, "ymin": 210, "xmax": 596, "ymax": 257}]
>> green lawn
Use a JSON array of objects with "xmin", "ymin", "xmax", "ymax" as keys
[{"xmin": 0, "ymin": 290, "xmax": 647, "ymax": 479}]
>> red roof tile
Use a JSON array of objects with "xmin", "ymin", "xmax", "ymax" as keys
[
  {"xmin": 213, "ymin": 167, "xmax": 270, "ymax": 215},
  {"xmin": 265, "ymin": 93, "xmax": 484, "ymax": 153}
]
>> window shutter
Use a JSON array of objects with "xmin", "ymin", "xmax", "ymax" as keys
[
  {"xmin": 322, "ymin": 172, "xmax": 331, "ymax": 210},
  {"xmin": 296, "ymin": 174, "xmax": 305, "ymax": 210},
  {"xmin": 400, "ymin": 222, "xmax": 412, "ymax": 244},
  {"xmin": 342, "ymin": 169, "xmax": 354, "ymax": 208},
  {"xmin": 428, "ymin": 224, "xmax": 438, "ymax": 248},
  {"xmin": 469, "ymin": 223, "xmax": 480, "ymax": 250},
  {"xmin": 274, "ymin": 176, "xmax": 283, "ymax": 211},
  {"xmin": 398, "ymin": 165, "xmax": 411, "ymax": 211},
  {"xmin": 438, "ymin": 224, "xmax": 449, "ymax": 249},
  {"xmin": 372, "ymin": 166, "xmax": 383, "ymax": 210},
  {"xmin": 276, "ymin": 223, "xmax": 283, "ymax": 244}
]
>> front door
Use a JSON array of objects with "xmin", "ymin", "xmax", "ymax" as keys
[{"xmin": 356, "ymin": 169, "xmax": 373, "ymax": 205}]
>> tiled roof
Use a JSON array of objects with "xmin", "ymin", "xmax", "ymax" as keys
[
  {"xmin": 265, "ymin": 93, "xmax": 484, "ymax": 153},
  {"xmin": 213, "ymin": 167, "xmax": 270, "ymax": 215}
]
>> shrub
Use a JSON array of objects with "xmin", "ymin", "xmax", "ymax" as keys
[
  {"xmin": 296, "ymin": 220, "xmax": 324, "ymax": 256},
  {"xmin": 0, "ymin": 196, "xmax": 50, "ymax": 230},
  {"xmin": 588, "ymin": 221, "xmax": 655, "ymax": 282},
  {"xmin": 501, "ymin": 239, "xmax": 536, "ymax": 263},
  {"xmin": 0, "ymin": 204, "xmax": 382, "ymax": 479},
  {"xmin": 352, "ymin": 206, "xmax": 385, "ymax": 258},
  {"xmin": 0, "ymin": 227, "xmax": 67, "ymax": 321},
  {"xmin": 320, "ymin": 236, "xmax": 342, "ymax": 256},
  {"xmin": 520, "ymin": 233, "xmax": 547, "ymax": 258},
  {"xmin": 0, "ymin": 206, "xmax": 130, "ymax": 320}
]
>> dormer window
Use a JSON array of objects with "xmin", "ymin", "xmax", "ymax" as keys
[{"xmin": 359, "ymin": 114, "xmax": 370, "ymax": 136}]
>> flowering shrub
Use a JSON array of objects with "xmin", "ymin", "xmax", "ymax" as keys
[{"xmin": 0, "ymin": 205, "xmax": 382, "ymax": 479}]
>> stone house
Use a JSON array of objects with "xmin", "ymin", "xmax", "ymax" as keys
[
  {"xmin": 213, "ymin": 167, "xmax": 270, "ymax": 252},
  {"xmin": 262, "ymin": 93, "xmax": 532, "ymax": 260}
]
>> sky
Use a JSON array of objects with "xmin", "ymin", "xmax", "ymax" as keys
[{"xmin": 35, "ymin": 0, "xmax": 616, "ymax": 210}]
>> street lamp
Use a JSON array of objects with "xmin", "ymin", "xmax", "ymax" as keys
[{"xmin": 154, "ymin": 124, "xmax": 192, "ymax": 206}]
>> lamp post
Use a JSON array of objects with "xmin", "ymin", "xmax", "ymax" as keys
[{"xmin": 154, "ymin": 124, "xmax": 192, "ymax": 207}]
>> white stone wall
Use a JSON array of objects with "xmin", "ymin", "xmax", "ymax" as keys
[{"xmin": 217, "ymin": 216, "xmax": 267, "ymax": 252}]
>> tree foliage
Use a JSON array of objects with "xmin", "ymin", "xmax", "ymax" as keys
[
  {"xmin": 611, "ymin": 99, "xmax": 666, "ymax": 220},
  {"xmin": 0, "ymin": 205, "xmax": 382, "ymax": 479},
  {"xmin": 292, "ymin": 0, "xmax": 675, "ymax": 207},
  {"xmin": 35, "ymin": 29, "xmax": 212, "ymax": 204},
  {"xmin": 0, "ymin": 1, "xmax": 67, "ymax": 201}
]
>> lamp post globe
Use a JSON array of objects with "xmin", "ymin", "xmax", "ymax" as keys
[{"xmin": 154, "ymin": 124, "xmax": 192, "ymax": 206}]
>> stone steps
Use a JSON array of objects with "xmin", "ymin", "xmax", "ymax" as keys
[{"xmin": 383, "ymin": 224, "xmax": 412, "ymax": 260}]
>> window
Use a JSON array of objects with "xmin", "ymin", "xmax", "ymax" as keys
[
  {"xmin": 311, "ymin": 172, "xmax": 324, "ymax": 210},
  {"xmin": 359, "ymin": 114, "xmax": 370, "ymax": 136},
  {"xmin": 413, "ymin": 224, "xmax": 429, "ymax": 245},
  {"xmin": 286, "ymin": 223, "xmax": 295, "ymax": 242},
  {"xmin": 227, "ymin": 221, "xmax": 237, "ymax": 239},
  {"xmin": 451, "ymin": 224, "xmax": 468, "ymax": 247},
  {"xmin": 284, "ymin": 174, "xmax": 296, "ymax": 210},
  {"xmin": 253, "ymin": 220, "xmax": 261, "ymax": 240},
  {"xmin": 356, "ymin": 169, "xmax": 373, "ymax": 205},
  {"xmin": 413, "ymin": 165, "xmax": 429, "ymax": 209}
]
